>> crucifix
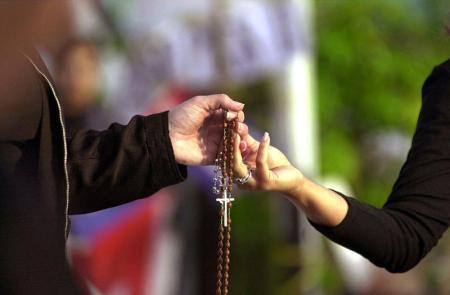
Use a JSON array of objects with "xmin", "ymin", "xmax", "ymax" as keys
[
  {"xmin": 216, "ymin": 191, "xmax": 235, "ymax": 227},
  {"xmin": 212, "ymin": 110, "xmax": 236, "ymax": 295},
  {"xmin": 212, "ymin": 110, "xmax": 252, "ymax": 294}
]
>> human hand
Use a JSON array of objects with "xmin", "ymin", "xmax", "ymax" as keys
[
  {"xmin": 233, "ymin": 132, "xmax": 304, "ymax": 196},
  {"xmin": 168, "ymin": 94, "xmax": 247, "ymax": 166},
  {"xmin": 234, "ymin": 131, "xmax": 348, "ymax": 227}
]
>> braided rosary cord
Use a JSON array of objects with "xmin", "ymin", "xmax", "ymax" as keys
[{"xmin": 214, "ymin": 112, "xmax": 237, "ymax": 295}]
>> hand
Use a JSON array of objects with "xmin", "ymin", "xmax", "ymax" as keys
[
  {"xmin": 169, "ymin": 94, "xmax": 247, "ymax": 166},
  {"xmin": 234, "ymin": 130, "xmax": 349, "ymax": 227},
  {"xmin": 233, "ymin": 131, "xmax": 304, "ymax": 196}
]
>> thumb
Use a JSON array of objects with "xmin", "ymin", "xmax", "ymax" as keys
[
  {"xmin": 255, "ymin": 132, "xmax": 270, "ymax": 183},
  {"xmin": 204, "ymin": 94, "xmax": 245, "ymax": 112},
  {"xmin": 233, "ymin": 133, "xmax": 248, "ymax": 178}
]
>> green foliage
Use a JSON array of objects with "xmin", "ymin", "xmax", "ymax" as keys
[
  {"xmin": 316, "ymin": 0, "xmax": 450, "ymax": 292},
  {"xmin": 229, "ymin": 1, "xmax": 450, "ymax": 293},
  {"xmin": 316, "ymin": 0, "xmax": 450, "ymax": 203},
  {"xmin": 231, "ymin": 193, "xmax": 279, "ymax": 295}
]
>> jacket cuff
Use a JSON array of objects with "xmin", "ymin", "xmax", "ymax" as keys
[
  {"xmin": 308, "ymin": 190, "xmax": 358, "ymax": 238},
  {"xmin": 144, "ymin": 111, "xmax": 187, "ymax": 187}
]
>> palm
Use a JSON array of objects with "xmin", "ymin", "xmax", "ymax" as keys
[
  {"xmin": 243, "ymin": 143, "xmax": 303, "ymax": 193},
  {"xmin": 270, "ymin": 165, "xmax": 303, "ymax": 194},
  {"xmin": 244, "ymin": 145, "xmax": 290, "ymax": 168}
]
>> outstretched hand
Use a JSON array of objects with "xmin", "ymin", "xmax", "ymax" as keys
[
  {"xmin": 233, "ymin": 130, "xmax": 348, "ymax": 227},
  {"xmin": 168, "ymin": 94, "xmax": 248, "ymax": 166},
  {"xmin": 233, "ymin": 132, "xmax": 304, "ymax": 196}
]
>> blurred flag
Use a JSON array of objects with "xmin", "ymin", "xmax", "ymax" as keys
[{"xmin": 69, "ymin": 192, "xmax": 176, "ymax": 295}]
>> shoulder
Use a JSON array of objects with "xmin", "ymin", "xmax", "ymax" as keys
[
  {"xmin": 422, "ymin": 59, "xmax": 450, "ymax": 99},
  {"xmin": 0, "ymin": 50, "xmax": 44, "ymax": 141},
  {"xmin": 436, "ymin": 58, "xmax": 450, "ymax": 73}
]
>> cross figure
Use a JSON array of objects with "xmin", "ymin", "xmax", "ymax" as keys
[{"xmin": 216, "ymin": 190, "xmax": 235, "ymax": 227}]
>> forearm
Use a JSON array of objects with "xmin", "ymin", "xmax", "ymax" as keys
[
  {"xmin": 233, "ymin": 131, "xmax": 446, "ymax": 272},
  {"xmin": 288, "ymin": 174, "xmax": 449, "ymax": 273},
  {"xmin": 286, "ymin": 177, "xmax": 348, "ymax": 227},
  {"xmin": 68, "ymin": 112, "xmax": 187, "ymax": 214}
]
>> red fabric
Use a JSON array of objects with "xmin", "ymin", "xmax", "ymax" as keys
[
  {"xmin": 71, "ymin": 85, "xmax": 189, "ymax": 294},
  {"xmin": 72, "ymin": 196, "xmax": 169, "ymax": 295},
  {"xmin": 144, "ymin": 86, "xmax": 191, "ymax": 115}
]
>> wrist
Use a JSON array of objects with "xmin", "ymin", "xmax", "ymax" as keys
[
  {"xmin": 169, "ymin": 133, "xmax": 190, "ymax": 166},
  {"xmin": 170, "ymin": 136, "xmax": 183, "ymax": 165},
  {"xmin": 285, "ymin": 170, "xmax": 306, "ymax": 202},
  {"xmin": 168, "ymin": 112, "xmax": 185, "ymax": 165}
]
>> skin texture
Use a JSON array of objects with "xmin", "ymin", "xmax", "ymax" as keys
[
  {"xmin": 233, "ymin": 132, "xmax": 349, "ymax": 227},
  {"xmin": 168, "ymin": 94, "xmax": 248, "ymax": 166}
]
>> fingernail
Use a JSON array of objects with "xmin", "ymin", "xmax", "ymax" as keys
[
  {"xmin": 263, "ymin": 132, "xmax": 270, "ymax": 142},
  {"xmin": 227, "ymin": 111, "xmax": 237, "ymax": 120},
  {"xmin": 237, "ymin": 102, "xmax": 245, "ymax": 108},
  {"xmin": 238, "ymin": 123, "xmax": 243, "ymax": 131}
]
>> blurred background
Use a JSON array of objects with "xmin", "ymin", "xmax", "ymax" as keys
[{"xmin": 19, "ymin": 0, "xmax": 450, "ymax": 294}]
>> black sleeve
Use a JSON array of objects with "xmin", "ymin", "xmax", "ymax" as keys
[
  {"xmin": 311, "ymin": 61, "xmax": 450, "ymax": 273},
  {"xmin": 68, "ymin": 111, "xmax": 187, "ymax": 214}
]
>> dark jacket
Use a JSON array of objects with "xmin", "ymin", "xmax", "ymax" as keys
[
  {"xmin": 0, "ymin": 49, "xmax": 186, "ymax": 293},
  {"xmin": 313, "ymin": 59, "xmax": 450, "ymax": 273}
]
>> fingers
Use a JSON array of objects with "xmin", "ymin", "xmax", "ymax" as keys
[
  {"xmin": 237, "ymin": 110, "xmax": 245, "ymax": 123},
  {"xmin": 204, "ymin": 94, "xmax": 244, "ymax": 112},
  {"xmin": 241, "ymin": 132, "xmax": 260, "ymax": 159},
  {"xmin": 226, "ymin": 110, "xmax": 245, "ymax": 123},
  {"xmin": 233, "ymin": 134, "xmax": 257, "ymax": 189},
  {"xmin": 233, "ymin": 134, "xmax": 248, "ymax": 179},
  {"xmin": 255, "ymin": 132, "xmax": 271, "ymax": 187},
  {"xmin": 239, "ymin": 140, "xmax": 247, "ymax": 153},
  {"xmin": 242, "ymin": 132, "xmax": 259, "ymax": 150},
  {"xmin": 235, "ymin": 122, "xmax": 249, "ymax": 153},
  {"xmin": 236, "ymin": 122, "xmax": 248, "ymax": 137}
]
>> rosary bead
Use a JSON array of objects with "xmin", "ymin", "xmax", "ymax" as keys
[{"xmin": 216, "ymin": 114, "xmax": 238, "ymax": 295}]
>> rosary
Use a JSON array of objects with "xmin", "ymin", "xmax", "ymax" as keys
[{"xmin": 212, "ymin": 110, "xmax": 251, "ymax": 295}]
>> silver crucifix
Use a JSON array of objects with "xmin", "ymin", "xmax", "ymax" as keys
[{"xmin": 216, "ymin": 190, "xmax": 235, "ymax": 227}]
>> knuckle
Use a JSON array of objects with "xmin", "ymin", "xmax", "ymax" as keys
[
  {"xmin": 218, "ymin": 93, "xmax": 230, "ymax": 101},
  {"xmin": 191, "ymin": 96, "xmax": 202, "ymax": 104}
]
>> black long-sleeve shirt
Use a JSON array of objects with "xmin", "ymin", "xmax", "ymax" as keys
[
  {"xmin": 0, "ymin": 49, "xmax": 186, "ymax": 293},
  {"xmin": 312, "ymin": 59, "xmax": 450, "ymax": 273}
]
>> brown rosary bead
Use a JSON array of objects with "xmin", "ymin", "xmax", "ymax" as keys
[{"xmin": 216, "ymin": 111, "xmax": 237, "ymax": 295}]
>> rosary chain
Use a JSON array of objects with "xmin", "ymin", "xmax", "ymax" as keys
[{"xmin": 216, "ymin": 113, "xmax": 236, "ymax": 295}]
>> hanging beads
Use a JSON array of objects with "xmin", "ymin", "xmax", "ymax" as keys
[{"xmin": 215, "ymin": 110, "xmax": 237, "ymax": 295}]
